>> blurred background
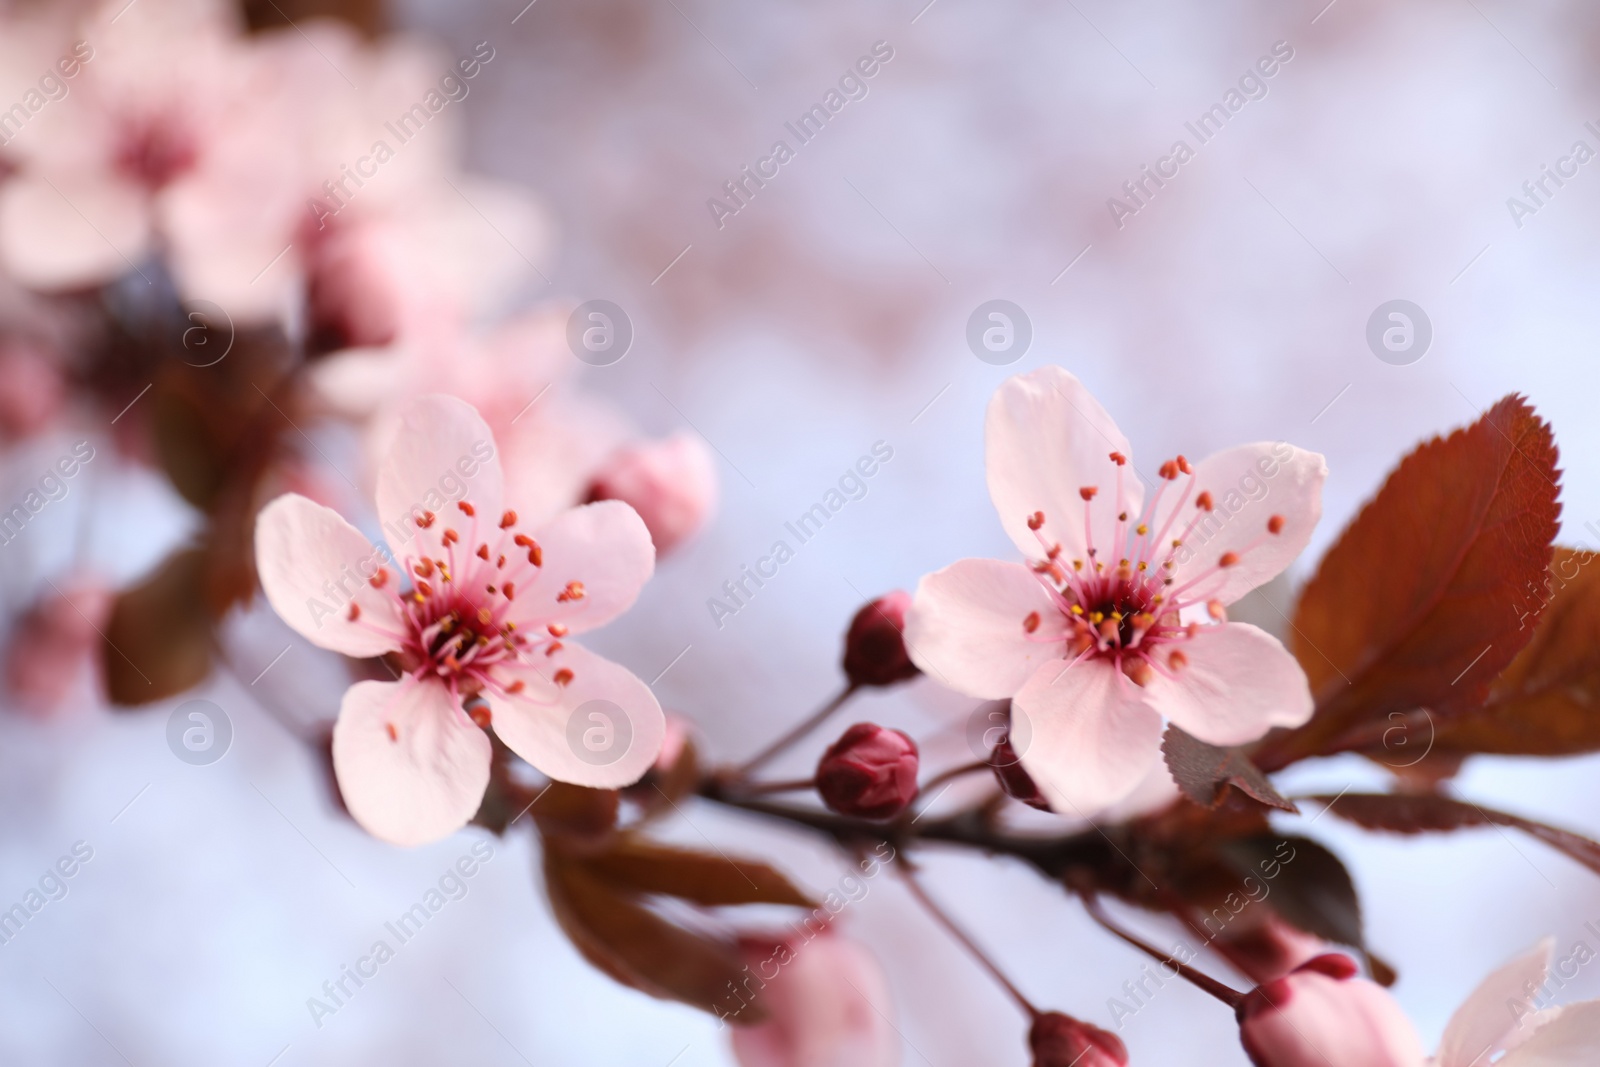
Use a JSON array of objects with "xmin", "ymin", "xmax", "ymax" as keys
[{"xmin": 3, "ymin": 0, "xmax": 1600, "ymax": 1062}]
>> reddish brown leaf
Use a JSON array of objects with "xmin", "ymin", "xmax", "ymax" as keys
[
  {"xmin": 543, "ymin": 848, "xmax": 764, "ymax": 1021},
  {"xmin": 103, "ymin": 548, "xmax": 213, "ymax": 705},
  {"xmin": 1310, "ymin": 792, "xmax": 1600, "ymax": 878},
  {"xmin": 1428, "ymin": 548, "xmax": 1600, "ymax": 756},
  {"xmin": 1265, "ymin": 396, "xmax": 1559, "ymax": 766},
  {"xmin": 531, "ymin": 782, "xmax": 621, "ymax": 844},
  {"xmin": 585, "ymin": 837, "xmax": 817, "ymax": 908},
  {"xmin": 1161, "ymin": 726, "xmax": 1297, "ymax": 813}
]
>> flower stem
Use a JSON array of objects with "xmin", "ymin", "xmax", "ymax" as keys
[
  {"xmin": 1081, "ymin": 895, "xmax": 1243, "ymax": 1009},
  {"xmin": 733, "ymin": 683, "xmax": 859, "ymax": 776},
  {"xmin": 897, "ymin": 862, "xmax": 1039, "ymax": 1019},
  {"xmin": 917, "ymin": 759, "xmax": 989, "ymax": 797},
  {"xmin": 735, "ymin": 777, "xmax": 817, "ymax": 796}
]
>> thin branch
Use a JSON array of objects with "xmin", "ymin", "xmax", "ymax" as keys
[
  {"xmin": 897, "ymin": 862, "xmax": 1039, "ymax": 1018},
  {"xmin": 1081, "ymin": 895, "xmax": 1244, "ymax": 1009},
  {"xmin": 732, "ymin": 683, "xmax": 859, "ymax": 776}
]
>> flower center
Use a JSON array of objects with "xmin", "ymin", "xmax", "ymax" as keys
[
  {"xmin": 1020, "ymin": 450, "xmax": 1284, "ymax": 684},
  {"xmin": 115, "ymin": 116, "xmax": 199, "ymax": 190},
  {"xmin": 346, "ymin": 501, "xmax": 582, "ymax": 709}
]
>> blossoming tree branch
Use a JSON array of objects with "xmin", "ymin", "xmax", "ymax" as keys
[{"xmin": 5, "ymin": 1, "xmax": 1600, "ymax": 1064}]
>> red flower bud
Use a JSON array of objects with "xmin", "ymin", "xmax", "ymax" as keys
[
  {"xmin": 816, "ymin": 723, "xmax": 919, "ymax": 819},
  {"xmin": 990, "ymin": 736, "xmax": 1051, "ymax": 811},
  {"xmin": 1029, "ymin": 1012, "xmax": 1128, "ymax": 1067},
  {"xmin": 842, "ymin": 591, "xmax": 919, "ymax": 688}
]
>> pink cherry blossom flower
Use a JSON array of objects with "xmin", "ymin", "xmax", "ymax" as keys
[
  {"xmin": 906, "ymin": 366, "xmax": 1324, "ymax": 814},
  {"xmin": 1238, "ymin": 943, "xmax": 1600, "ymax": 1067},
  {"xmin": 0, "ymin": 0, "xmax": 309, "ymax": 320},
  {"xmin": 729, "ymin": 929, "xmax": 899, "ymax": 1067},
  {"xmin": 1428, "ymin": 939, "xmax": 1600, "ymax": 1067},
  {"xmin": 254, "ymin": 394, "xmax": 664, "ymax": 846}
]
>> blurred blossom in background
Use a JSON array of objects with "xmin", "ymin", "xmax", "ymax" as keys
[{"xmin": 3, "ymin": 0, "xmax": 1600, "ymax": 1062}]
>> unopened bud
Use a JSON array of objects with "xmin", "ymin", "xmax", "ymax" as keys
[
  {"xmin": 585, "ymin": 433, "xmax": 717, "ymax": 555},
  {"xmin": 990, "ymin": 736, "xmax": 1051, "ymax": 811},
  {"xmin": 816, "ymin": 723, "xmax": 919, "ymax": 819},
  {"xmin": 1029, "ymin": 1012, "xmax": 1128, "ymax": 1067},
  {"xmin": 842, "ymin": 591, "xmax": 919, "ymax": 688}
]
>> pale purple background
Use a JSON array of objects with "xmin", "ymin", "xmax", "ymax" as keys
[{"xmin": 4, "ymin": 0, "xmax": 1600, "ymax": 1063}]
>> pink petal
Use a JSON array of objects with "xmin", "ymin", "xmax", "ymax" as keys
[
  {"xmin": 1013, "ymin": 657, "xmax": 1164, "ymax": 815},
  {"xmin": 985, "ymin": 366, "xmax": 1140, "ymax": 565},
  {"xmin": 1500, "ymin": 1000, "xmax": 1600, "ymax": 1067},
  {"xmin": 1165, "ymin": 443, "xmax": 1325, "ymax": 608},
  {"xmin": 1438, "ymin": 940, "xmax": 1552, "ymax": 1067},
  {"xmin": 1241, "ymin": 967, "xmax": 1425, "ymax": 1067},
  {"xmin": 0, "ymin": 174, "xmax": 151, "ymax": 291},
  {"xmin": 904, "ymin": 558, "xmax": 1065, "ymax": 699},
  {"xmin": 254, "ymin": 494, "xmax": 405, "ymax": 658},
  {"xmin": 374, "ymin": 394, "xmax": 504, "ymax": 562},
  {"xmin": 1142, "ymin": 623, "xmax": 1313, "ymax": 746},
  {"xmin": 484, "ymin": 643, "xmax": 664, "ymax": 789},
  {"xmin": 730, "ymin": 933, "xmax": 899, "ymax": 1067},
  {"xmin": 331, "ymin": 679, "xmax": 492, "ymax": 847},
  {"xmin": 513, "ymin": 501, "xmax": 654, "ymax": 634},
  {"xmin": 498, "ymin": 389, "xmax": 634, "ymax": 526}
]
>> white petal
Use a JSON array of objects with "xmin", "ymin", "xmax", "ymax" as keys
[
  {"xmin": 374, "ymin": 394, "xmax": 504, "ymax": 562},
  {"xmin": 1142, "ymin": 623, "xmax": 1313, "ymax": 746},
  {"xmin": 904, "ymin": 558, "xmax": 1065, "ymax": 699},
  {"xmin": 1013, "ymin": 657, "xmax": 1164, "ymax": 816},
  {"xmin": 485, "ymin": 643, "xmax": 664, "ymax": 789},
  {"xmin": 0, "ymin": 174, "xmax": 152, "ymax": 291},
  {"xmin": 513, "ymin": 501, "xmax": 655, "ymax": 635},
  {"xmin": 1438, "ymin": 940, "xmax": 1553, "ymax": 1067},
  {"xmin": 985, "ymin": 365, "xmax": 1142, "ymax": 565},
  {"xmin": 1164, "ymin": 442, "xmax": 1325, "ymax": 607},
  {"xmin": 332, "ymin": 680, "xmax": 492, "ymax": 847},
  {"xmin": 1498, "ymin": 1000, "xmax": 1600, "ymax": 1067},
  {"xmin": 254, "ymin": 494, "xmax": 404, "ymax": 658}
]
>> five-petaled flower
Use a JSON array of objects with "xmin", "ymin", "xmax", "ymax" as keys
[
  {"xmin": 254, "ymin": 394, "xmax": 664, "ymax": 846},
  {"xmin": 906, "ymin": 366, "xmax": 1325, "ymax": 814}
]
